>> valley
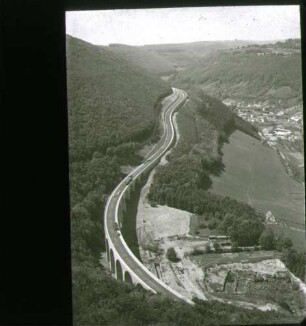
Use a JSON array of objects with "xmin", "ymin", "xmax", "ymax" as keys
[
  {"xmin": 135, "ymin": 37, "xmax": 305, "ymax": 321},
  {"xmin": 67, "ymin": 32, "xmax": 305, "ymax": 325}
]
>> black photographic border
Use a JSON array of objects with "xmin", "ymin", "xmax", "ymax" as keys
[{"xmin": 1, "ymin": 0, "xmax": 305, "ymax": 325}]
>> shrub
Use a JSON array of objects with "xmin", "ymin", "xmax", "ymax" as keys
[
  {"xmin": 205, "ymin": 244, "xmax": 212, "ymax": 254},
  {"xmin": 259, "ymin": 228, "xmax": 275, "ymax": 250},
  {"xmin": 208, "ymin": 219, "xmax": 218, "ymax": 230},
  {"xmin": 213, "ymin": 242, "xmax": 222, "ymax": 253},
  {"xmin": 166, "ymin": 247, "xmax": 181, "ymax": 262},
  {"xmin": 226, "ymin": 271, "xmax": 236, "ymax": 283}
]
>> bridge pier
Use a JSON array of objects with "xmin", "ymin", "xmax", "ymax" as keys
[
  {"xmin": 121, "ymin": 195, "xmax": 127, "ymax": 212},
  {"xmin": 105, "ymin": 233, "xmax": 156, "ymax": 293},
  {"xmin": 116, "ymin": 260, "xmax": 123, "ymax": 281},
  {"xmin": 105, "ymin": 238, "xmax": 110, "ymax": 261},
  {"xmin": 124, "ymin": 271, "xmax": 133, "ymax": 284},
  {"xmin": 110, "ymin": 248, "xmax": 115, "ymax": 274},
  {"xmin": 125, "ymin": 187, "xmax": 130, "ymax": 200}
]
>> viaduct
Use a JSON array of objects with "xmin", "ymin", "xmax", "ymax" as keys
[{"xmin": 103, "ymin": 88, "xmax": 193, "ymax": 304}]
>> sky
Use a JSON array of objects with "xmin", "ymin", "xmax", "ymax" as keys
[{"xmin": 66, "ymin": 5, "xmax": 301, "ymax": 46}]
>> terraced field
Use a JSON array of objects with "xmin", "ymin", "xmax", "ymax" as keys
[{"xmin": 210, "ymin": 130, "xmax": 305, "ymax": 250}]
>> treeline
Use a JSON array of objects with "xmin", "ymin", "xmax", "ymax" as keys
[
  {"xmin": 234, "ymin": 115, "xmax": 261, "ymax": 140},
  {"xmin": 193, "ymin": 89, "xmax": 236, "ymax": 139},
  {"xmin": 168, "ymin": 98, "xmax": 220, "ymax": 168},
  {"xmin": 195, "ymin": 90, "xmax": 260, "ymax": 141},
  {"xmin": 255, "ymin": 39, "xmax": 301, "ymax": 50}
]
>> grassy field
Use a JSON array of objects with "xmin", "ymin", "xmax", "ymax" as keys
[{"xmin": 210, "ymin": 130, "xmax": 305, "ymax": 250}]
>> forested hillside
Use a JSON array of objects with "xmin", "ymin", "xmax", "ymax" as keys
[
  {"xmin": 106, "ymin": 44, "xmax": 176, "ymax": 76},
  {"xmin": 101, "ymin": 41, "xmax": 254, "ymax": 77},
  {"xmin": 173, "ymin": 39, "xmax": 302, "ymax": 105},
  {"xmin": 143, "ymin": 40, "xmax": 253, "ymax": 70},
  {"xmin": 67, "ymin": 35, "xmax": 171, "ymax": 161}
]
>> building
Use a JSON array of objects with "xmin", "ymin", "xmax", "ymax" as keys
[{"xmin": 265, "ymin": 211, "xmax": 277, "ymax": 224}]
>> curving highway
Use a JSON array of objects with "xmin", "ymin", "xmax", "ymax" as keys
[{"xmin": 104, "ymin": 87, "xmax": 191, "ymax": 303}]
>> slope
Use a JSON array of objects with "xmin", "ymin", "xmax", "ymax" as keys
[
  {"xmin": 144, "ymin": 40, "xmax": 256, "ymax": 69},
  {"xmin": 173, "ymin": 39, "xmax": 302, "ymax": 105},
  {"xmin": 105, "ymin": 43, "xmax": 176, "ymax": 76},
  {"xmin": 66, "ymin": 35, "xmax": 171, "ymax": 162}
]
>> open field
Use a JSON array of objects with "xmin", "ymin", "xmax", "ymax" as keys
[{"xmin": 210, "ymin": 130, "xmax": 305, "ymax": 250}]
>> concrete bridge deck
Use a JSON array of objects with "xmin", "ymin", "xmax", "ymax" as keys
[{"xmin": 104, "ymin": 88, "xmax": 193, "ymax": 304}]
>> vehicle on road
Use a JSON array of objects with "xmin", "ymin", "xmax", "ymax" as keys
[
  {"xmin": 115, "ymin": 222, "xmax": 119, "ymax": 231},
  {"xmin": 125, "ymin": 175, "xmax": 133, "ymax": 185}
]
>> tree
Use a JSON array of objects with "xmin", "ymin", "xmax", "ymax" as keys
[
  {"xmin": 213, "ymin": 242, "xmax": 221, "ymax": 253},
  {"xmin": 259, "ymin": 228, "xmax": 275, "ymax": 250},
  {"xmin": 205, "ymin": 244, "xmax": 212, "ymax": 254},
  {"xmin": 166, "ymin": 247, "xmax": 180, "ymax": 262},
  {"xmin": 274, "ymin": 232, "xmax": 293, "ymax": 251},
  {"xmin": 218, "ymin": 213, "xmax": 235, "ymax": 233},
  {"xmin": 208, "ymin": 218, "xmax": 218, "ymax": 230},
  {"xmin": 229, "ymin": 218, "xmax": 264, "ymax": 246}
]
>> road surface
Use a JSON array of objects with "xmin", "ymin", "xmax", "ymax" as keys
[{"xmin": 104, "ymin": 87, "xmax": 190, "ymax": 302}]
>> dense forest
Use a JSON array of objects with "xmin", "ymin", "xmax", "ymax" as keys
[{"xmin": 66, "ymin": 35, "xmax": 171, "ymax": 161}]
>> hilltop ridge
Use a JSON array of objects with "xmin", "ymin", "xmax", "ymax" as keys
[{"xmin": 173, "ymin": 39, "xmax": 302, "ymax": 106}]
